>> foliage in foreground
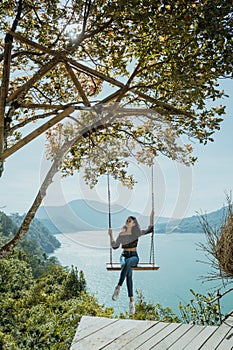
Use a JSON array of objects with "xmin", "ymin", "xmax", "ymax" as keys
[
  {"xmin": 129, "ymin": 290, "xmax": 180, "ymax": 323},
  {"xmin": 0, "ymin": 244, "xmax": 224, "ymax": 350},
  {"xmin": 0, "ymin": 242, "xmax": 113, "ymax": 349},
  {"xmin": 130, "ymin": 289, "xmax": 222, "ymax": 326},
  {"xmin": 0, "ymin": 210, "xmax": 226, "ymax": 348},
  {"xmin": 0, "ymin": 226, "xmax": 224, "ymax": 349},
  {"xmin": 178, "ymin": 289, "xmax": 222, "ymax": 326},
  {"xmin": 0, "ymin": 213, "xmax": 114, "ymax": 349}
]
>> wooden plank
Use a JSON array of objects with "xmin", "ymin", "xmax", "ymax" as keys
[
  {"xmin": 103, "ymin": 320, "xmax": 159, "ymax": 350},
  {"xmin": 70, "ymin": 314, "xmax": 233, "ymax": 350},
  {"xmin": 71, "ymin": 318, "xmax": 143, "ymax": 350},
  {"xmin": 72, "ymin": 316, "xmax": 117, "ymax": 344},
  {"xmin": 199, "ymin": 316, "xmax": 233, "ymax": 350},
  {"xmin": 182, "ymin": 326, "xmax": 218, "ymax": 350},
  {"xmin": 215, "ymin": 314, "xmax": 233, "ymax": 350},
  {"xmin": 70, "ymin": 316, "xmax": 118, "ymax": 349},
  {"xmin": 168, "ymin": 325, "xmax": 205, "ymax": 349},
  {"xmin": 216, "ymin": 327, "xmax": 233, "ymax": 350},
  {"xmin": 138, "ymin": 322, "xmax": 182, "ymax": 349},
  {"xmin": 223, "ymin": 314, "xmax": 233, "ymax": 328},
  {"xmin": 106, "ymin": 263, "xmax": 159, "ymax": 271},
  {"xmin": 150, "ymin": 323, "xmax": 193, "ymax": 349},
  {"xmin": 123, "ymin": 322, "xmax": 170, "ymax": 350}
]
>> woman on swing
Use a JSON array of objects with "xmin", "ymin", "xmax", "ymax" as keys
[{"xmin": 108, "ymin": 210, "xmax": 154, "ymax": 314}]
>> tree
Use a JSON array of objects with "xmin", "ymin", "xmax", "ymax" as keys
[
  {"xmin": 0, "ymin": 0, "xmax": 232, "ymax": 256},
  {"xmin": 131, "ymin": 290, "xmax": 180, "ymax": 322},
  {"xmin": 198, "ymin": 193, "xmax": 233, "ymax": 285},
  {"xmin": 178, "ymin": 289, "xmax": 222, "ymax": 326},
  {"xmin": 62, "ymin": 265, "xmax": 86, "ymax": 299},
  {"xmin": 0, "ymin": 211, "xmax": 18, "ymax": 238}
]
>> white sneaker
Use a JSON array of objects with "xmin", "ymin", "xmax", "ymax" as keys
[
  {"xmin": 129, "ymin": 301, "xmax": 135, "ymax": 314},
  {"xmin": 112, "ymin": 287, "xmax": 120, "ymax": 301}
]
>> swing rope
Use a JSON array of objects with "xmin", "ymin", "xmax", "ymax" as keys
[
  {"xmin": 149, "ymin": 164, "xmax": 155, "ymax": 265},
  {"xmin": 107, "ymin": 173, "xmax": 113, "ymax": 265},
  {"xmin": 107, "ymin": 165, "xmax": 156, "ymax": 269}
]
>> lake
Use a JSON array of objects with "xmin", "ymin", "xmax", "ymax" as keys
[{"xmin": 52, "ymin": 231, "xmax": 232, "ymax": 317}]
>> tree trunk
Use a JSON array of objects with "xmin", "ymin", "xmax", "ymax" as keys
[
  {"xmin": 0, "ymin": 141, "xmax": 70, "ymax": 258},
  {"xmin": 0, "ymin": 112, "xmax": 113, "ymax": 258},
  {"xmin": 0, "ymin": 33, "xmax": 13, "ymax": 175}
]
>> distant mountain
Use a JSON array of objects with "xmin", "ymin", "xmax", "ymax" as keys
[
  {"xmin": 36, "ymin": 199, "xmax": 230, "ymax": 234},
  {"xmin": 154, "ymin": 206, "xmax": 229, "ymax": 233},
  {"xmin": 36, "ymin": 199, "xmax": 169, "ymax": 234}
]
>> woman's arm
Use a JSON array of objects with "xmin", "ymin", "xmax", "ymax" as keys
[
  {"xmin": 141, "ymin": 210, "xmax": 154, "ymax": 235},
  {"xmin": 108, "ymin": 228, "xmax": 120, "ymax": 249}
]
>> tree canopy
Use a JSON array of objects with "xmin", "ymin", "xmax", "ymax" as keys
[
  {"xmin": 0, "ymin": 0, "xmax": 232, "ymax": 255},
  {"xmin": 1, "ymin": 1, "xmax": 232, "ymax": 174}
]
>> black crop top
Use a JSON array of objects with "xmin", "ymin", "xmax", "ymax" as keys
[{"xmin": 111, "ymin": 225, "xmax": 153, "ymax": 250}]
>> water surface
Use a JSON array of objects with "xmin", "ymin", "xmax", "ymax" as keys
[{"xmin": 52, "ymin": 232, "xmax": 232, "ymax": 316}]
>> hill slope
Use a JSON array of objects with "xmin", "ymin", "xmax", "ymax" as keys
[
  {"xmin": 155, "ymin": 206, "xmax": 227, "ymax": 233},
  {"xmin": 10, "ymin": 213, "xmax": 61, "ymax": 253}
]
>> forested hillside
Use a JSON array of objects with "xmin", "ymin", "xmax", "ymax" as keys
[
  {"xmin": 0, "ymin": 212, "xmax": 114, "ymax": 348},
  {"xmin": 0, "ymin": 207, "xmax": 223, "ymax": 348},
  {"xmin": 9, "ymin": 212, "xmax": 61, "ymax": 253}
]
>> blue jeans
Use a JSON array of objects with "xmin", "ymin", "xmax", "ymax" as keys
[{"xmin": 118, "ymin": 251, "xmax": 139, "ymax": 297}]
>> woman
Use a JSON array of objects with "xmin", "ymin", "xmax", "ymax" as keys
[{"xmin": 108, "ymin": 210, "xmax": 154, "ymax": 314}]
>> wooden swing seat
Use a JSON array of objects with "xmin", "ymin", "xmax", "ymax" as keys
[{"xmin": 106, "ymin": 263, "xmax": 159, "ymax": 271}]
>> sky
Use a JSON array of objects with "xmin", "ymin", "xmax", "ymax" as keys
[{"xmin": 0, "ymin": 79, "xmax": 232, "ymax": 220}]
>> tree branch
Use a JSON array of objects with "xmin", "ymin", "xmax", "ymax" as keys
[
  {"xmin": 82, "ymin": 18, "xmax": 114, "ymax": 41},
  {"xmin": 115, "ymin": 61, "xmax": 141, "ymax": 103},
  {"xmin": 6, "ymin": 55, "xmax": 62, "ymax": 104},
  {"xmin": 9, "ymin": 111, "xmax": 59, "ymax": 133},
  {"xmin": 0, "ymin": 142, "xmax": 69, "ymax": 258},
  {"xmin": 65, "ymin": 62, "xmax": 90, "ymax": 107},
  {"xmin": 0, "ymin": 110, "xmax": 120, "ymax": 258},
  {"xmin": 1, "ymin": 107, "xmax": 74, "ymax": 161},
  {"xmin": 7, "ymin": 30, "xmax": 59, "ymax": 56},
  {"xmin": 8, "ymin": 31, "xmax": 192, "ymax": 117},
  {"xmin": 18, "ymin": 103, "xmax": 76, "ymax": 110},
  {"xmin": 83, "ymin": 0, "xmax": 92, "ymax": 33}
]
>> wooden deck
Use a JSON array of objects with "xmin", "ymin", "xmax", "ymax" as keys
[{"xmin": 70, "ymin": 313, "xmax": 233, "ymax": 350}]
